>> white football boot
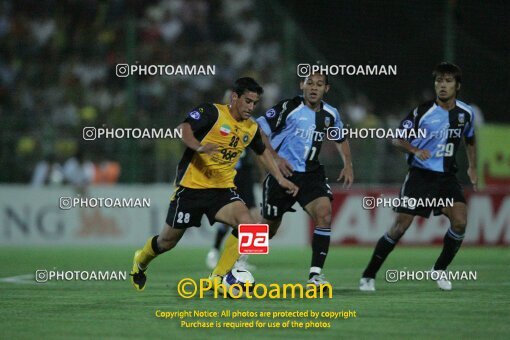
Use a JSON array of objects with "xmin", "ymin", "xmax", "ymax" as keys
[
  {"xmin": 359, "ymin": 277, "xmax": 376, "ymax": 291},
  {"xmin": 307, "ymin": 274, "xmax": 331, "ymax": 288},
  {"xmin": 431, "ymin": 268, "xmax": 452, "ymax": 291},
  {"xmin": 206, "ymin": 249, "xmax": 219, "ymax": 270}
]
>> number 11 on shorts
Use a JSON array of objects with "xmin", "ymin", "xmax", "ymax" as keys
[{"xmin": 238, "ymin": 224, "xmax": 269, "ymax": 254}]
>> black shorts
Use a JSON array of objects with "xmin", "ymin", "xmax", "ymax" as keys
[
  {"xmin": 262, "ymin": 165, "xmax": 332, "ymax": 220},
  {"xmin": 234, "ymin": 175, "xmax": 256, "ymax": 209},
  {"xmin": 166, "ymin": 187, "xmax": 243, "ymax": 229},
  {"xmin": 394, "ymin": 167, "xmax": 466, "ymax": 218}
]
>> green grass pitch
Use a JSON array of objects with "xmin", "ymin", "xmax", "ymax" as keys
[{"xmin": 1, "ymin": 246, "xmax": 509, "ymax": 339}]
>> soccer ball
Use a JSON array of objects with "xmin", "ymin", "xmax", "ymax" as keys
[{"xmin": 222, "ymin": 268, "xmax": 255, "ymax": 298}]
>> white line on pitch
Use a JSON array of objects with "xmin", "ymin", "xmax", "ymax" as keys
[{"xmin": 0, "ymin": 274, "xmax": 38, "ymax": 284}]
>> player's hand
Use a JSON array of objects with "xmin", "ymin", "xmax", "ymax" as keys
[
  {"xmin": 413, "ymin": 148, "xmax": 431, "ymax": 161},
  {"xmin": 467, "ymin": 166, "xmax": 478, "ymax": 192},
  {"xmin": 277, "ymin": 157, "xmax": 294, "ymax": 177},
  {"xmin": 278, "ymin": 177, "xmax": 299, "ymax": 197},
  {"xmin": 196, "ymin": 143, "xmax": 218, "ymax": 155},
  {"xmin": 337, "ymin": 165, "xmax": 354, "ymax": 189}
]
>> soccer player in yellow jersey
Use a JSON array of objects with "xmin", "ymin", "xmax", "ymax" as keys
[{"xmin": 130, "ymin": 78, "xmax": 298, "ymax": 291}]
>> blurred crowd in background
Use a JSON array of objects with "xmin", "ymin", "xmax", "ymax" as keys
[
  {"xmin": 1, "ymin": 0, "xmax": 494, "ymax": 186},
  {"xmin": 1, "ymin": 0, "xmax": 286, "ymax": 185}
]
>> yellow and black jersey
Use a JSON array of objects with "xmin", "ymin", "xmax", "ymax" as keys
[{"xmin": 175, "ymin": 103, "xmax": 266, "ymax": 189}]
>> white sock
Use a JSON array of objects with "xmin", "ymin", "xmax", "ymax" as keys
[{"xmin": 310, "ymin": 266, "xmax": 322, "ymax": 276}]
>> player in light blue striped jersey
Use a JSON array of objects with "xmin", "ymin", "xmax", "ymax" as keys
[
  {"xmin": 360, "ymin": 62, "xmax": 478, "ymax": 292},
  {"xmin": 257, "ymin": 71, "xmax": 354, "ymax": 287}
]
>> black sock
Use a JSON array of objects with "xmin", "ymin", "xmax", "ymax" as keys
[
  {"xmin": 309, "ymin": 227, "xmax": 330, "ymax": 279},
  {"xmin": 151, "ymin": 235, "xmax": 163, "ymax": 255},
  {"xmin": 362, "ymin": 233, "xmax": 399, "ymax": 279},
  {"xmin": 213, "ymin": 224, "xmax": 229, "ymax": 250},
  {"xmin": 434, "ymin": 228, "xmax": 464, "ymax": 270}
]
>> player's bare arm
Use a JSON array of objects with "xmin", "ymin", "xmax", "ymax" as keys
[
  {"xmin": 178, "ymin": 122, "xmax": 218, "ymax": 155},
  {"xmin": 252, "ymin": 152, "xmax": 269, "ymax": 183},
  {"xmin": 465, "ymin": 136, "xmax": 478, "ymax": 191},
  {"xmin": 392, "ymin": 138, "xmax": 431, "ymax": 160},
  {"xmin": 335, "ymin": 139, "xmax": 354, "ymax": 188},
  {"xmin": 260, "ymin": 129, "xmax": 294, "ymax": 177},
  {"xmin": 257, "ymin": 148, "xmax": 299, "ymax": 197}
]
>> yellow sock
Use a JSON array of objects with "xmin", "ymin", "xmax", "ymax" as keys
[
  {"xmin": 212, "ymin": 233, "xmax": 240, "ymax": 276},
  {"xmin": 136, "ymin": 237, "xmax": 158, "ymax": 269}
]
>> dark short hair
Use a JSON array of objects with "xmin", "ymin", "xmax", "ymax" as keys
[
  {"xmin": 233, "ymin": 77, "xmax": 263, "ymax": 97},
  {"xmin": 432, "ymin": 62, "xmax": 462, "ymax": 83}
]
